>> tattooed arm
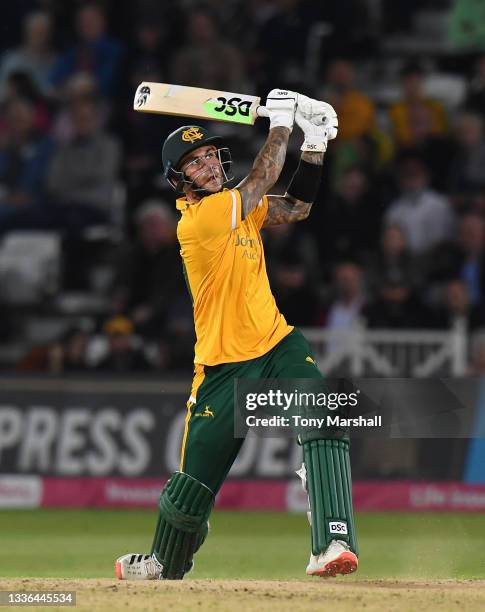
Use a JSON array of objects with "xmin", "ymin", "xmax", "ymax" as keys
[
  {"xmin": 262, "ymin": 150, "xmax": 324, "ymax": 227},
  {"xmin": 236, "ymin": 127, "xmax": 290, "ymax": 219}
]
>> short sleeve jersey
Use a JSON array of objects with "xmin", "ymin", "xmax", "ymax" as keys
[{"xmin": 176, "ymin": 188, "xmax": 293, "ymax": 365}]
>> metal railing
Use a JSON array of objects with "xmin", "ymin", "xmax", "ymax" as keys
[{"xmin": 303, "ymin": 319, "xmax": 468, "ymax": 377}]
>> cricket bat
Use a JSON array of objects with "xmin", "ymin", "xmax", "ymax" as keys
[{"xmin": 134, "ymin": 82, "xmax": 269, "ymax": 125}]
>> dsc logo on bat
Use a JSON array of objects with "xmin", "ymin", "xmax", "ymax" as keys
[{"xmin": 213, "ymin": 96, "xmax": 252, "ymax": 117}]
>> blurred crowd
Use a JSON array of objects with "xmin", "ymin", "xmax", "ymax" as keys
[{"xmin": 0, "ymin": 0, "xmax": 484, "ymax": 374}]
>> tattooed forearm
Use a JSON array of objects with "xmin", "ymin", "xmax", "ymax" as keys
[
  {"xmin": 262, "ymin": 151, "xmax": 325, "ymax": 227},
  {"xmin": 302, "ymin": 151, "xmax": 324, "ymax": 165},
  {"xmin": 237, "ymin": 126, "xmax": 290, "ymax": 219},
  {"xmin": 262, "ymin": 194, "xmax": 312, "ymax": 227}
]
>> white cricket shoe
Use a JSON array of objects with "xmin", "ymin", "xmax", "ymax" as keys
[
  {"xmin": 115, "ymin": 553, "xmax": 163, "ymax": 580},
  {"xmin": 306, "ymin": 539, "xmax": 358, "ymax": 577}
]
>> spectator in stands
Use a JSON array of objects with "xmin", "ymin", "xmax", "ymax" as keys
[
  {"xmin": 52, "ymin": 73, "xmax": 110, "ymax": 144},
  {"xmin": 111, "ymin": 200, "xmax": 186, "ymax": 339},
  {"xmin": 458, "ymin": 215, "xmax": 485, "ymax": 307},
  {"xmin": 319, "ymin": 59, "xmax": 384, "ymax": 186},
  {"xmin": 264, "ymin": 222, "xmax": 319, "ymax": 285},
  {"xmin": 433, "ymin": 279, "xmax": 485, "ymax": 331},
  {"xmin": 363, "ymin": 275, "xmax": 431, "ymax": 329},
  {"xmin": 172, "ymin": 8, "xmax": 246, "ymax": 92},
  {"xmin": 318, "ymin": 166, "xmax": 383, "ymax": 267},
  {"xmin": 0, "ymin": 97, "xmax": 54, "ymax": 233},
  {"xmin": 122, "ymin": 19, "xmax": 179, "ymax": 202},
  {"xmin": 465, "ymin": 54, "xmax": 485, "ymax": 120},
  {"xmin": 473, "ymin": 189, "xmax": 485, "ymax": 216},
  {"xmin": 270, "ymin": 251, "xmax": 319, "ymax": 326},
  {"xmin": 17, "ymin": 326, "xmax": 90, "ymax": 373},
  {"xmin": 95, "ymin": 315, "xmax": 151, "ymax": 372},
  {"xmin": 428, "ymin": 214, "xmax": 485, "ymax": 308},
  {"xmin": 322, "ymin": 59, "xmax": 375, "ymax": 143},
  {"xmin": 389, "ymin": 62, "xmax": 448, "ymax": 148},
  {"xmin": 47, "ymin": 95, "xmax": 121, "ymax": 231},
  {"xmin": 1, "ymin": 71, "xmax": 51, "ymax": 135},
  {"xmin": 384, "ymin": 153, "xmax": 454, "ymax": 255},
  {"xmin": 468, "ymin": 331, "xmax": 485, "ymax": 376},
  {"xmin": 201, "ymin": 0, "xmax": 253, "ymax": 38},
  {"xmin": 323, "ymin": 262, "xmax": 366, "ymax": 331},
  {"xmin": 367, "ymin": 224, "xmax": 420, "ymax": 298},
  {"xmin": 252, "ymin": 0, "xmax": 321, "ymax": 92},
  {"xmin": 52, "ymin": 327, "xmax": 90, "ymax": 373},
  {"xmin": 0, "ymin": 11, "xmax": 57, "ymax": 98},
  {"xmin": 448, "ymin": 111, "xmax": 485, "ymax": 198},
  {"xmin": 49, "ymin": 2, "xmax": 123, "ymax": 98},
  {"xmin": 157, "ymin": 295, "xmax": 195, "ymax": 371},
  {"xmin": 126, "ymin": 18, "xmax": 166, "ymax": 86},
  {"xmin": 402, "ymin": 102, "xmax": 455, "ymax": 192}
]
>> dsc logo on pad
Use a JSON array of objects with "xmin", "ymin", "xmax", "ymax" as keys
[{"xmin": 329, "ymin": 521, "xmax": 348, "ymax": 535}]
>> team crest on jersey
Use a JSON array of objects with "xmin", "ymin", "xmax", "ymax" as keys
[
  {"xmin": 136, "ymin": 85, "xmax": 151, "ymax": 107},
  {"xmin": 182, "ymin": 127, "xmax": 204, "ymax": 143},
  {"xmin": 194, "ymin": 405, "xmax": 214, "ymax": 418}
]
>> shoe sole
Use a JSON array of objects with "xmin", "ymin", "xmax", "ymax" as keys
[
  {"xmin": 307, "ymin": 551, "xmax": 358, "ymax": 577},
  {"xmin": 115, "ymin": 561, "xmax": 124, "ymax": 580}
]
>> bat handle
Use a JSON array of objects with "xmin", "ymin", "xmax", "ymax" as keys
[{"xmin": 256, "ymin": 105, "xmax": 269, "ymax": 118}]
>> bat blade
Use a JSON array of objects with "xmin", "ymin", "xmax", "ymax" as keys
[{"xmin": 134, "ymin": 82, "xmax": 262, "ymax": 125}]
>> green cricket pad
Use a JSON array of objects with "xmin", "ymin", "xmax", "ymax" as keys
[
  {"xmin": 303, "ymin": 438, "xmax": 359, "ymax": 556},
  {"xmin": 151, "ymin": 471, "xmax": 214, "ymax": 579}
]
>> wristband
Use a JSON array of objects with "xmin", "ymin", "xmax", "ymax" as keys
[{"xmin": 286, "ymin": 158, "xmax": 323, "ymax": 203}]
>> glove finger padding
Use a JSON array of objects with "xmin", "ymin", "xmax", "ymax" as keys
[
  {"xmin": 265, "ymin": 89, "xmax": 297, "ymax": 132},
  {"xmin": 297, "ymin": 98, "xmax": 338, "ymax": 140}
]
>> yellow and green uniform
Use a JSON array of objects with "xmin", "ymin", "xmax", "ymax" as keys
[
  {"xmin": 175, "ymin": 188, "xmax": 320, "ymax": 491},
  {"xmin": 150, "ymin": 187, "xmax": 358, "ymax": 575}
]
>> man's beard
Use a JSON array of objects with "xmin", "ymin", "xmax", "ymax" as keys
[{"xmin": 191, "ymin": 165, "xmax": 223, "ymax": 193}]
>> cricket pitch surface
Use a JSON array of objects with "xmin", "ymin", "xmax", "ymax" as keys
[{"xmin": 3, "ymin": 578, "xmax": 485, "ymax": 612}]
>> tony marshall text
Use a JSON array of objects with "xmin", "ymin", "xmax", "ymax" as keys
[{"xmin": 246, "ymin": 415, "xmax": 382, "ymax": 428}]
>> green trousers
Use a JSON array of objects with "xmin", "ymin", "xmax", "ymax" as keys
[{"xmin": 180, "ymin": 328, "xmax": 322, "ymax": 493}]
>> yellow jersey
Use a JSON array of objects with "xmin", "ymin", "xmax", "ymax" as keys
[
  {"xmin": 389, "ymin": 98, "xmax": 448, "ymax": 146},
  {"xmin": 176, "ymin": 188, "xmax": 293, "ymax": 365},
  {"xmin": 332, "ymin": 90, "xmax": 375, "ymax": 141}
]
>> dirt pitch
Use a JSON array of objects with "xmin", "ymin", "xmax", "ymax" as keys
[{"xmin": 4, "ymin": 579, "xmax": 485, "ymax": 612}]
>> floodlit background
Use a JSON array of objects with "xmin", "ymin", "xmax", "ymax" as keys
[{"xmin": 0, "ymin": 0, "xmax": 485, "ymax": 592}]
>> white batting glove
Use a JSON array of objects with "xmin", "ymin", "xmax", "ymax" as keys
[
  {"xmin": 297, "ymin": 95, "xmax": 338, "ymax": 140},
  {"xmin": 295, "ymin": 109, "xmax": 332, "ymax": 152},
  {"xmin": 265, "ymin": 89, "xmax": 298, "ymax": 132}
]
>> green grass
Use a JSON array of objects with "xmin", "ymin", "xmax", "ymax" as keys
[{"xmin": 1, "ymin": 510, "xmax": 484, "ymax": 580}]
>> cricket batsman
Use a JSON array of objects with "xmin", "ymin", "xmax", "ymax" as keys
[{"xmin": 115, "ymin": 89, "xmax": 359, "ymax": 580}]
